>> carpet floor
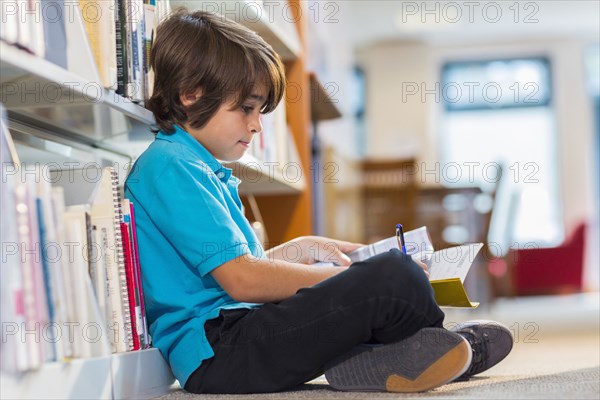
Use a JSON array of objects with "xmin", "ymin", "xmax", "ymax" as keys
[
  {"xmin": 157, "ymin": 294, "xmax": 600, "ymax": 399},
  {"xmin": 156, "ymin": 332, "xmax": 599, "ymax": 399}
]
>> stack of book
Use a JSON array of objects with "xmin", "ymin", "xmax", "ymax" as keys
[
  {"xmin": 1, "ymin": 107, "xmax": 150, "ymax": 374},
  {"xmin": 0, "ymin": 0, "xmax": 172, "ymax": 104}
]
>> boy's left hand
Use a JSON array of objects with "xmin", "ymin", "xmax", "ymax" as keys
[{"xmin": 414, "ymin": 259, "xmax": 430, "ymax": 278}]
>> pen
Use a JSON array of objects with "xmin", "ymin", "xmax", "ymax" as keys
[{"xmin": 396, "ymin": 223, "xmax": 407, "ymax": 254}]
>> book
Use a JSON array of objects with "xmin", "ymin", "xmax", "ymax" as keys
[
  {"xmin": 120, "ymin": 221, "xmax": 139, "ymax": 350},
  {"xmin": 52, "ymin": 167, "xmax": 133, "ymax": 353},
  {"xmin": 78, "ymin": 0, "xmax": 117, "ymax": 89},
  {"xmin": 0, "ymin": 1, "xmax": 20, "ymax": 45},
  {"xmin": 8, "ymin": 180, "xmax": 43, "ymax": 370},
  {"xmin": 115, "ymin": 0, "xmax": 128, "ymax": 96},
  {"xmin": 124, "ymin": 0, "xmax": 146, "ymax": 102},
  {"xmin": 42, "ymin": 0, "xmax": 68, "ymax": 68},
  {"xmin": 48, "ymin": 186, "xmax": 74, "ymax": 359},
  {"xmin": 62, "ymin": 0, "xmax": 103, "ymax": 83},
  {"xmin": 62, "ymin": 205, "xmax": 112, "ymax": 358},
  {"xmin": 143, "ymin": 3, "xmax": 155, "ymax": 100},
  {"xmin": 129, "ymin": 201, "xmax": 150, "ymax": 348},
  {"xmin": 16, "ymin": 0, "xmax": 46, "ymax": 57},
  {"xmin": 0, "ymin": 105, "xmax": 29, "ymax": 373},
  {"xmin": 35, "ymin": 193, "xmax": 57, "ymax": 362},
  {"xmin": 86, "ymin": 209, "xmax": 110, "ymax": 332},
  {"xmin": 122, "ymin": 198, "xmax": 152, "ymax": 350},
  {"xmin": 21, "ymin": 176, "xmax": 49, "ymax": 366},
  {"xmin": 120, "ymin": 199, "xmax": 141, "ymax": 351},
  {"xmin": 330, "ymin": 227, "xmax": 481, "ymax": 308},
  {"xmin": 155, "ymin": 0, "xmax": 171, "ymax": 22}
]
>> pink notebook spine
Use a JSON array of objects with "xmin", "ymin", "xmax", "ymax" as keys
[
  {"xmin": 120, "ymin": 223, "xmax": 139, "ymax": 351},
  {"xmin": 129, "ymin": 202, "xmax": 149, "ymax": 348}
]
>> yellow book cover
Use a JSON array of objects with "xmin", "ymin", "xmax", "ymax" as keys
[{"xmin": 78, "ymin": 0, "xmax": 117, "ymax": 89}]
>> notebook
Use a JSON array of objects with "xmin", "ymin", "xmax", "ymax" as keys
[{"xmin": 52, "ymin": 167, "xmax": 133, "ymax": 352}]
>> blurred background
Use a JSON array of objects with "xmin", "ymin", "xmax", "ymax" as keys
[{"xmin": 305, "ymin": 1, "xmax": 599, "ymax": 311}]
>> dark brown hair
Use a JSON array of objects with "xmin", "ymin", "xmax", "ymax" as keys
[{"xmin": 146, "ymin": 8, "xmax": 286, "ymax": 133}]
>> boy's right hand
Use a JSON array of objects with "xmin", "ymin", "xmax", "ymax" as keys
[
  {"xmin": 266, "ymin": 236, "xmax": 364, "ymax": 266},
  {"xmin": 293, "ymin": 236, "xmax": 363, "ymax": 266}
]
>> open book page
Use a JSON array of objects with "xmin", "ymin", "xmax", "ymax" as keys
[
  {"xmin": 428, "ymin": 243, "xmax": 484, "ymax": 283},
  {"xmin": 314, "ymin": 227, "xmax": 434, "ymax": 266},
  {"xmin": 348, "ymin": 226, "xmax": 434, "ymax": 263},
  {"xmin": 312, "ymin": 226, "xmax": 483, "ymax": 307}
]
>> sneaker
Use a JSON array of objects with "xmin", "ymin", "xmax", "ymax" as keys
[
  {"xmin": 324, "ymin": 328, "xmax": 472, "ymax": 393},
  {"xmin": 449, "ymin": 320, "xmax": 514, "ymax": 380}
]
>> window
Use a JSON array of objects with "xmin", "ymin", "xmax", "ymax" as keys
[
  {"xmin": 440, "ymin": 58, "xmax": 563, "ymax": 253},
  {"xmin": 442, "ymin": 58, "xmax": 552, "ymax": 111},
  {"xmin": 585, "ymin": 45, "xmax": 599, "ymax": 199}
]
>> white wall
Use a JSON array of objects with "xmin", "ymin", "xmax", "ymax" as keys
[
  {"xmin": 357, "ymin": 42, "xmax": 435, "ymax": 162},
  {"xmin": 357, "ymin": 37, "xmax": 599, "ymax": 289}
]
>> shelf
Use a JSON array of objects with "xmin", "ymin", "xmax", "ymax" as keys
[
  {"xmin": 0, "ymin": 348, "xmax": 175, "ymax": 400},
  {"xmin": 1, "ymin": 355, "xmax": 112, "ymax": 400},
  {"xmin": 239, "ymin": 0, "xmax": 301, "ymax": 61},
  {"xmin": 0, "ymin": 42, "xmax": 155, "ymax": 146},
  {"xmin": 111, "ymin": 348, "xmax": 176, "ymax": 399},
  {"xmin": 225, "ymin": 154, "xmax": 305, "ymax": 195},
  {"xmin": 309, "ymin": 73, "xmax": 342, "ymax": 122},
  {"xmin": 171, "ymin": 0, "xmax": 301, "ymax": 61}
]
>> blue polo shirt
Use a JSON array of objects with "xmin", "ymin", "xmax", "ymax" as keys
[{"xmin": 124, "ymin": 125, "xmax": 264, "ymax": 386}]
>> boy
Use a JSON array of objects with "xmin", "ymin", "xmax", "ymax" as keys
[{"xmin": 125, "ymin": 8, "xmax": 513, "ymax": 394}]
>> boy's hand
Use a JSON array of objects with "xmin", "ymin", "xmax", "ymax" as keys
[
  {"xmin": 414, "ymin": 259, "xmax": 430, "ymax": 278},
  {"xmin": 293, "ymin": 236, "xmax": 364, "ymax": 266},
  {"xmin": 268, "ymin": 236, "xmax": 363, "ymax": 266}
]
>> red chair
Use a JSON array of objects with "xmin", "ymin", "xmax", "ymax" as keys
[{"xmin": 508, "ymin": 223, "xmax": 587, "ymax": 296}]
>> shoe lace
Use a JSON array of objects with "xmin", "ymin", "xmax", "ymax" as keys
[{"xmin": 463, "ymin": 328, "xmax": 489, "ymax": 377}]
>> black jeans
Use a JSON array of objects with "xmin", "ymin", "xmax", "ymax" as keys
[{"xmin": 184, "ymin": 249, "xmax": 445, "ymax": 394}]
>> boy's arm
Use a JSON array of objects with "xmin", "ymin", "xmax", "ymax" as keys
[{"xmin": 211, "ymin": 255, "xmax": 345, "ymax": 303}]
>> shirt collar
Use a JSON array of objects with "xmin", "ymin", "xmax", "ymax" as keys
[{"xmin": 156, "ymin": 125, "xmax": 235, "ymax": 183}]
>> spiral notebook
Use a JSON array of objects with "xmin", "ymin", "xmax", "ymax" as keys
[{"xmin": 52, "ymin": 167, "xmax": 133, "ymax": 353}]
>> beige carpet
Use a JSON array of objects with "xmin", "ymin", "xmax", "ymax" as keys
[
  {"xmin": 156, "ymin": 332, "xmax": 599, "ymax": 399},
  {"xmin": 156, "ymin": 295, "xmax": 600, "ymax": 399}
]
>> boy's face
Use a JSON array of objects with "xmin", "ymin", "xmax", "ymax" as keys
[{"xmin": 185, "ymin": 87, "xmax": 266, "ymax": 162}]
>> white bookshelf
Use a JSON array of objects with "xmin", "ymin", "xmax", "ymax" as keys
[
  {"xmin": 0, "ymin": 42, "xmax": 155, "ymax": 126},
  {"xmin": 237, "ymin": 0, "xmax": 302, "ymax": 61},
  {"xmin": 227, "ymin": 153, "xmax": 305, "ymax": 195},
  {"xmin": 0, "ymin": 349, "xmax": 174, "ymax": 400},
  {"xmin": 1, "ymin": 355, "xmax": 113, "ymax": 400},
  {"xmin": 111, "ymin": 348, "xmax": 176, "ymax": 399},
  {"xmin": 1, "ymin": 39, "xmax": 175, "ymax": 400}
]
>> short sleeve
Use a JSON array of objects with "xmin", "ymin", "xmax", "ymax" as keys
[{"xmin": 144, "ymin": 156, "xmax": 252, "ymax": 276}]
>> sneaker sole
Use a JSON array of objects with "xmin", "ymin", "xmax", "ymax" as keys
[{"xmin": 325, "ymin": 328, "xmax": 472, "ymax": 393}]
